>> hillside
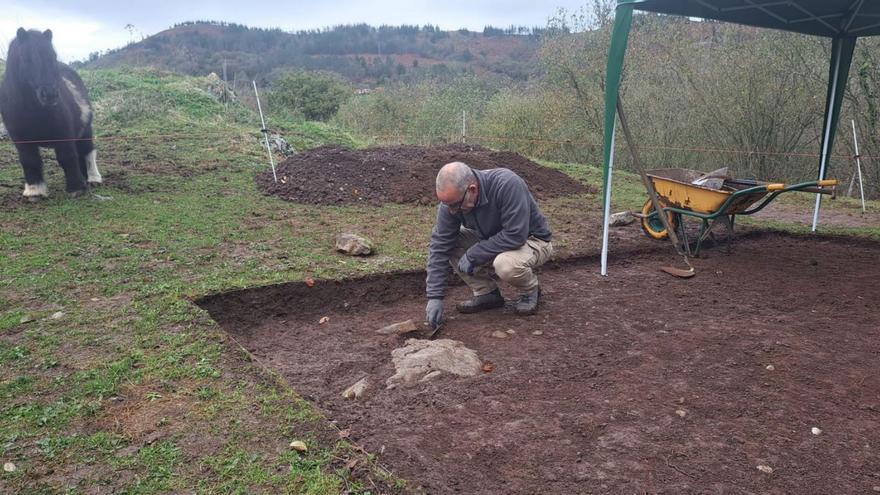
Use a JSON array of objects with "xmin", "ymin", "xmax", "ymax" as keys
[{"xmin": 82, "ymin": 22, "xmax": 543, "ymax": 85}]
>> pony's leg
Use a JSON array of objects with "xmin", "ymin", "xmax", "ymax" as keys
[
  {"xmin": 54, "ymin": 142, "xmax": 87, "ymax": 195},
  {"xmin": 16, "ymin": 144, "xmax": 48, "ymax": 198},
  {"xmin": 76, "ymin": 132, "xmax": 101, "ymax": 185}
]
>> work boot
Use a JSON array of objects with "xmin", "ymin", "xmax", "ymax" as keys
[
  {"xmin": 514, "ymin": 287, "xmax": 542, "ymax": 316},
  {"xmin": 456, "ymin": 288, "xmax": 505, "ymax": 314}
]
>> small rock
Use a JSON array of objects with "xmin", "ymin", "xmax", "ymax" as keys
[
  {"xmin": 756, "ymin": 465, "xmax": 773, "ymax": 474},
  {"xmin": 505, "ymin": 329, "xmax": 515, "ymax": 335},
  {"xmin": 319, "ymin": 316, "xmax": 329, "ymax": 324},
  {"xmin": 336, "ymin": 233, "xmax": 374, "ymax": 256},
  {"xmin": 609, "ymin": 211, "xmax": 635, "ymax": 227},
  {"xmin": 531, "ymin": 330, "xmax": 543, "ymax": 336},
  {"xmin": 3, "ymin": 462, "xmax": 15, "ymax": 472},
  {"xmin": 50, "ymin": 311, "xmax": 64, "ymax": 320},
  {"xmin": 90, "ymin": 297, "xmax": 101, "ymax": 302},
  {"xmin": 872, "ymin": 486, "xmax": 880, "ymax": 492},
  {"xmin": 289, "ymin": 440, "xmax": 308, "ymax": 452},
  {"xmin": 376, "ymin": 319, "xmax": 418, "ymax": 335},
  {"xmin": 342, "ymin": 377, "xmax": 370, "ymax": 399},
  {"xmin": 811, "ymin": 427, "xmax": 822, "ymax": 435},
  {"xmin": 766, "ymin": 364, "xmax": 775, "ymax": 371},
  {"xmin": 491, "ymin": 330, "xmax": 508, "ymax": 339},
  {"xmin": 19, "ymin": 315, "xmax": 33, "ymax": 324},
  {"xmin": 675, "ymin": 409, "xmax": 687, "ymax": 418}
]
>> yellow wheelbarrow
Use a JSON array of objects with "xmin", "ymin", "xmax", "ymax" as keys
[{"xmin": 637, "ymin": 168, "xmax": 838, "ymax": 256}]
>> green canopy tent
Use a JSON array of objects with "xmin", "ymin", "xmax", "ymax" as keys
[{"xmin": 600, "ymin": 0, "xmax": 880, "ymax": 275}]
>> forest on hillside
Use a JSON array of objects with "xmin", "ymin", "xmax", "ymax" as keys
[{"xmin": 83, "ymin": 22, "xmax": 545, "ymax": 84}]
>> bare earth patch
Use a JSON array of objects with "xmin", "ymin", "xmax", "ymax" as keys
[{"xmin": 199, "ymin": 232, "xmax": 880, "ymax": 494}]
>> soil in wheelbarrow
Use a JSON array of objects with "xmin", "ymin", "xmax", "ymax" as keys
[
  {"xmin": 255, "ymin": 143, "xmax": 592, "ymax": 206},
  {"xmin": 198, "ymin": 232, "xmax": 880, "ymax": 494}
]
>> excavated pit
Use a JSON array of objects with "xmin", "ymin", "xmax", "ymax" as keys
[{"xmin": 198, "ymin": 233, "xmax": 880, "ymax": 494}]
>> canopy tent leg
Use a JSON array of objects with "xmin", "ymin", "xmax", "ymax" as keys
[
  {"xmin": 600, "ymin": 4, "xmax": 634, "ymax": 276},
  {"xmin": 812, "ymin": 36, "xmax": 856, "ymax": 232},
  {"xmin": 601, "ymin": 127, "xmax": 617, "ymax": 276}
]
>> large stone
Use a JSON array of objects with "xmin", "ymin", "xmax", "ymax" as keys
[
  {"xmin": 386, "ymin": 339, "xmax": 482, "ymax": 388},
  {"xmin": 609, "ymin": 211, "xmax": 635, "ymax": 227},
  {"xmin": 336, "ymin": 233, "xmax": 374, "ymax": 256},
  {"xmin": 0, "ymin": 121, "xmax": 7, "ymax": 140}
]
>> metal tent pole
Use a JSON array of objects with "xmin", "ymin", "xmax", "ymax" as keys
[
  {"xmin": 851, "ymin": 119, "xmax": 867, "ymax": 213},
  {"xmin": 812, "ymin": 41, "xmax": 843, "ymax": 232},
  {"xmin": 600, "ymin": 125, "xmax": 616, "ymax": 276},
  {"xmin": 599, "ymin": 4, "xmax": 634, "ymax": 276}
]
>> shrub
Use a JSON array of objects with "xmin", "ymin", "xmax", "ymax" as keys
[{"xmin": 268, "ymin": 71, "xmax": 352, "ymax": 121}]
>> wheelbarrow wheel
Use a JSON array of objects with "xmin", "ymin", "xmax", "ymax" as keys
[{"xmin": 640, "ymin": 198, "xmax": 677, "ymax": 240}]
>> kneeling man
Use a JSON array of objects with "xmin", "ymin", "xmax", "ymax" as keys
[{"xmin": 425, "ymin": 161, "xmax": 554, "ymax": 330}]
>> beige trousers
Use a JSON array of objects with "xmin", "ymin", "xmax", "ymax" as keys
[{"xmin": 449, "ymin": 227, "xmax": 554, "ymax": 297}]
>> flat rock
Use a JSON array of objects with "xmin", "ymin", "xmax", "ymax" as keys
[
  {"xmin": 609, "ymin": 211, "xmax": 635, "ymax": 227},
  {"xmin": 336, "ymin": 233, "xmax": 374, "ymax": 256},
  {"xmin": 386, "ymin": 339, "xmax": 481, "ymax": 388},
  {"xmin": 376, "ymin": 319, "xmax": 418, "ymax": 335}
]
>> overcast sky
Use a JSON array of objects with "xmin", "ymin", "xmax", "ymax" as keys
[{"xmin": 1, "ymin": 1, "xmax": 589, "ymax": 62}]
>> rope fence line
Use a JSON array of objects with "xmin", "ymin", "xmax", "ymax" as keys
[{"xmin": 3, "ymin": 131, "xmax": 879, "ymax": 161}]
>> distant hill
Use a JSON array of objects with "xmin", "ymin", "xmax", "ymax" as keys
[{"xmin": 81, "ymin": 21, "xmax": 545, "ymax": 85}]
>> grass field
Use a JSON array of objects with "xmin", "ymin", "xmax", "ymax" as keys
[{"xmin": 1, "ymin": 67, "xmax": 876, "ymax": 494}]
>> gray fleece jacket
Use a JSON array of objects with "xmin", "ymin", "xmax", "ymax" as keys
[{"xmin": 425, "ymin": 167, "xmax": 552, "ymax": 299}]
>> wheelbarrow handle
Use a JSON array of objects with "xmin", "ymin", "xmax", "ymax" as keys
[{"xmin": 767, "ymin": 179, "xmax": 837, "ymax": 192}]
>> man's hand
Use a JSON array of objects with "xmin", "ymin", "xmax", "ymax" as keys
[
  {"xmin": 457, "ymin": 254, "xmax": 475, "ymax": 275},
  {"xmin": 425, "ymin": 299, "xmax": 443, "ymax": 328}
]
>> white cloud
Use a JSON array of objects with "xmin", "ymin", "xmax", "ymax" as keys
[{"xmin": 0, "ymin": 4, "xmax": 129, "ymax": 62}]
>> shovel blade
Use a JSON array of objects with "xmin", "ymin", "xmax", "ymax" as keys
[{"xmin": 660, "ymin": 265, "xmax": 695, "ymax": 278}]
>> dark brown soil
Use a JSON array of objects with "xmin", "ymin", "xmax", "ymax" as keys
[
  {"xmin": 199, "ymin": 232, "xmax": 880, "ymax": 494},
  {"xmin": 255, "ymin": 144, "xmax": 592, "ymax": 206}
]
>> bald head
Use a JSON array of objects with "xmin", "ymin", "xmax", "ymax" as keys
[{"xmin": 436, "ymin": 162, "xmax": 474, "ymax": 195}]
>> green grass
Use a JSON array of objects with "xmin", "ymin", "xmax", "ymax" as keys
[
  {"xmin": 1, "ymin": 67, "xmax": 877, "ymax": 493},
  {"xmin": 0, "ymin": 68, "xmax": 384, "ymax": 494}
]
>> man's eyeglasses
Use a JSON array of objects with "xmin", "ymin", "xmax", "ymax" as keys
[{"xmin": 444, "ymin": 186, "xmax": 470, "ymax": 213}]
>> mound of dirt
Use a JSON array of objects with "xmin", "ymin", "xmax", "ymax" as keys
[{"xmin": 255, "ymin": 144, "xmax": 592, "ymax": 206}]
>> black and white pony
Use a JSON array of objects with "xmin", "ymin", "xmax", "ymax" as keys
[{"xmin": 0, "ymin": 28, "xmax": 101, "ymax": 199}]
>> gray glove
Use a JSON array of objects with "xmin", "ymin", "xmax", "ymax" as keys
[
  {"xmin": 457, "ymin": 254, "xmax": 475, "ymax": 275},
  {"xmin": 425, "ymin": 298, "xmax": 443, "ymax": 328}
]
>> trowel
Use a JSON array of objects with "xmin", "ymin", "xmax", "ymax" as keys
[{"xmin": 428, "ymin": 322, "xmax": 442, "ymax": 340}]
